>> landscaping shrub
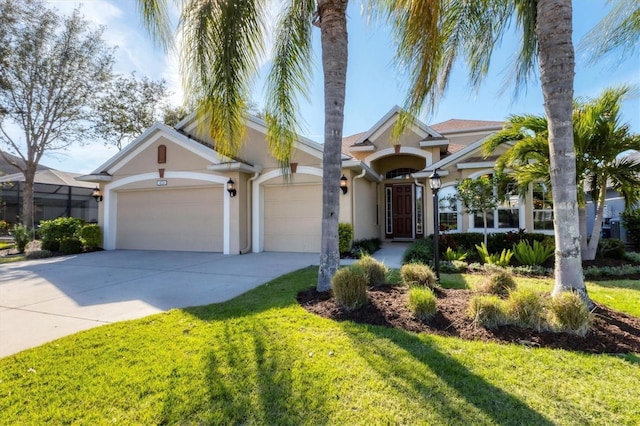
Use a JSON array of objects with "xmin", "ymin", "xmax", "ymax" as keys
[
  {"xmin": 547, "ymin": 292, "xmax": 591, "ymax": 336},
  {"xmin": 476, "ymin": 242, "xmax": 513, "ymax": 267},
  {"xmin": 354, "ymin": 255, "xmax": 388, "ymax": 286},
  {"xmin": 407, "ymin": 287, "xmax": 437, "ymax": 320},
  {"xmin": 39, "ymin": 217, "xmax": 84, "ymax": 252},
  {"xmin": 444, "ymin": 233, "xmax": 484, "ymax": 252},
  {"xmin": 81, "ymin": 224, "xmax": 102, "ymax": 249},
  {"xmin": 400, "ymin": 263, "xmax": 437, "ymax": 288},
  {"xmin": 467, "ymin": 295, "xmax": 508, "ymax": 328},
  {"xmin": 583, "ymin": 264, "xmax": 640, "ymax": 279},
  {"xmin": 338, "ymin": 223, "xmax": 353, "ymax": 255},
  {"xmin": 10, "ymin": 224, "xmax": 31, "ymax": 253},
  {"xmin": 350, "ymin": 238, "xmax": 381, "ymax": 258},
  {"xmin": 596, "ymin": 238, "xmax": 625, "ymax": 259},
  {"xmin": 332, "ymin": 266, "xmax": 368, "ymax": 310},
  {"xmin": 0, "ymin": 219, "xmax": 9, "ymax": 236},
  {"xmin": 512, "ymin": 240, "xmax": 554, "ymax": 266},
  {"xmin": 443, "ymin": 246, "xmax": 468, "ymax": 261},
  {"xmin": 624, "ymin": 251, "xmax": 640, "ymax": 264},
  {"xmin": 60, "ymin": 238, "xmax": 83, "ymax": 255},
  {"xmin": 440, "ymin": 260, "xmax": 468, "ymax": 273},
  {"xmin": 505, "ymin": 288, "xmax": 547, "ymax": 331},
  {"xmin": 25, "ymin": 250, "xmax": 55, "ymax": 260},
  {"xmin": 402, "ymin": 238, "xmax": 433, "ymax": 265},
  {"xmin": 478, "ymin": 271, "xmax": 517, "ymax": 297}
]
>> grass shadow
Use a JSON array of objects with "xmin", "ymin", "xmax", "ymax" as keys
[
  {"xmin": 588, "ymin": 279, "xmax": 640, "ymax": 291},
  {"xmin": 343, "ymin": 323, "xmax": 554, "ymax": 425}
]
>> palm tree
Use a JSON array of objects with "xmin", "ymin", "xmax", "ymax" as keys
[
  {"xmin": 135, "ymin": 0, "xmax": 351, "ymax": 291},
  {"xmin": 484, "ymin": 86, "xmax": 640, "ymax": 261},
  {"xmin": 378, "ymin": 0, "xmax": 586, "ymax": 300}
]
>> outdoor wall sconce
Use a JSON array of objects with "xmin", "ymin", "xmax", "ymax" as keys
[
  {"xmin": 340, "ymin": 175, "xmax": 348, "ymax": 195},
  {"xmin": 92, "ymin": 186, "xmax": 103, "ymax": 202},
  {"xmin": 227, "ymin": 178, "xmax": 237, "ymax": 197}
]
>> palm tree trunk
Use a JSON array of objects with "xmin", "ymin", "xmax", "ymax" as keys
[
  {"xmin": 579, "ymin": 205, "xmax": 588, "ymax": 258},
  {"xmin": 536, "ymin": 0, "xmax": 589, "ymax": 303},
  {"xmin": 585, "ymin": 183, "xmax": 608, "ymax": 260},
  {"xmin": 316, "ymin": 0, "xmax": 348, "ymax": 292}
]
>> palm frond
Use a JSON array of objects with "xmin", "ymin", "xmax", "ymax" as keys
[
  {"xmin": 180, "ymin": 0, "xmax": 266, "ymax": 158},
  {"xmin": 136, "ymin": 0, "xmax": 174, "ymax": 50},
  {"xmin": 265, "ymin": 0, "xmax": 315, "ymax": 170},
  {"xmin": 580, "ymin": 0, "xmax": 640, "ymax": 61}
]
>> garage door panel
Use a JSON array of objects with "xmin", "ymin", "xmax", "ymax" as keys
[
  {"xmin": 116, "ymin": 187, "xmax": 223, "ymax": 251},
  {"xmin": 264, "ymin": 184, "xmax": 321, "ymax": 253}
]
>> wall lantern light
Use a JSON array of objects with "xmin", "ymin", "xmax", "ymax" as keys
[
  {"xmin": 92, "ymin": 186, "xmax": 103, "ymax": 202},
  {"xmin": 340, "ymin": 175, "xmax": 348, "ymax": 195},
  {"xmin": 429, "ymin": 169, "xmax": 441, "ymax": 281},
  {"xmin": 227, "ymin": 178, "xmax": 237, "ymax": 197}
]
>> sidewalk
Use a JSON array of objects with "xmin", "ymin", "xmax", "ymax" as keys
[{"xmin": 342, "ymin": 242, "xmax": 408, "ymax": 269}]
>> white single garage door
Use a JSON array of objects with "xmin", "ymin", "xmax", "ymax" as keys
[
  {"xmin": 264, "ymin": 184, "xmax": 322, "ymax": 252},
  {"xmin": 116, "ymin": 187, "xmax": 223, "ymax": 251}
]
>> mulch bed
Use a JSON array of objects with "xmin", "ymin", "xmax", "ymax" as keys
[{"xmin": 298, "ymin": 285, "xmax": 640, "ymax": 354}]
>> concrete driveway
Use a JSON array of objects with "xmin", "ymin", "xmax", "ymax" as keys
[{"xmin": 0, "ymin": 250, "xmax": 318, "ymax": 358}]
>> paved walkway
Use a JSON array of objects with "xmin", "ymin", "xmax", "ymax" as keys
[{"xmin": 0, "ymin": 244, "xmax": 407, "ymax": 358}]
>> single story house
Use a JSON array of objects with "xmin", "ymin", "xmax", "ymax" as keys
[{"xmin": 77, "ymin": 106, "xmax": 559, "ymax": 254}]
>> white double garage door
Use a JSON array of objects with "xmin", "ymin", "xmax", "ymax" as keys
[{"xmin": 115, "ymin": 184, "xmax": 322, "ymax": 252}]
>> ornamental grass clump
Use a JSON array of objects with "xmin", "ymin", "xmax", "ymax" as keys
[
  {"xmin": 467, "ymin": 295, "xmax": 508, "ymax": 329},
  {"xmin": 400, "ymin": 263, "xmax": 437, "ymax": 288},
  {"xmin": 332, "ymin": 266, "xmax": 368, "ymax": 310},
  {"xmin": 354, "ymin": 255, "xmax": 388, "ymax": 287},
  {"xmin": 506, "ymin": 288, "xmax": 547, "ymax": 331},
  {"xmin": 548, "ymin": 292, "xmax": 592, "ymax": 336},
  {"xmin": 478, "ymin": 271, "xmax": 517, "ymax": 297},
  {"xmin": 407, "ymin": 287, "xmax": 437, "ymax": 320}
]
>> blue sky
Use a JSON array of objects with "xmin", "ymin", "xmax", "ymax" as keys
[{"xmin": 44, "ymin": 0, "xmax": 639, "ymax": 173}]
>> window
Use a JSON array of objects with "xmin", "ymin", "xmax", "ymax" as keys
[
  {"xmin": 533, "ymin": 182, "xmax": 553, "ymax": 230},
  {"xmin": 438, "ymin": 186, "xmax": 458, "ymax": 231},
  {"xmin": 386, "ymin": 168, "xmax": 418, "ymax": 180},
  {"xmin": 385, "ymin": 187, "xmax": 393, "ymax": 234},
  {"xmin": 415, "ymin": 186, "xmax": 423, "ymax": 234},
  {"xmin": 157, "ymin": 144, "xmax": 167, "ymax": 164},
  {"xmin": 472, "ymin": 175, "xmax": 520, "ymax": 230}
]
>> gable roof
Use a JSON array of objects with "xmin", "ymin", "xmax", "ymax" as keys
[
  {"xmin": 0, "ymin": 168, "xmax": 95, "ymax": 188},
  {"xmin": 430, "ymin": 119, "xmax": 503, "ymax": 134},
  {"xmin": 0, "ymin": 151, "xmax": 51, "ymax": 176},
  {"xmin": 351, "ymin": 106, "xmax": 443, "ymax": 147}
]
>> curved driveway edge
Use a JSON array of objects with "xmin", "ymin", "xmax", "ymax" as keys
[{"xmin": 0, "ymin": 250, "xmax": 318, "ymax": 358}]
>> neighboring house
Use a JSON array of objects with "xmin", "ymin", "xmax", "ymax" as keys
[
  {"xmin": 585, "ymin": 150, "xmax": 640, "ymax": 243},
  {"xmin": 0, "ymin": 168, "xmax": 99, "ymax": 225},
  {"xmin": 78, "ymin": 106, "xmax": 559, "ymax": 254}
]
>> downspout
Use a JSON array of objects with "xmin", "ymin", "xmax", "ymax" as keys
[
  {"xmin": 239, "ymin": 171, "xmax": 261, "ymax": 254},
  {"xmin": 413, "ymin": 175, "xmax": 425, "ymax": 238},
  {"xmin": 351, "ymin": 169, "xmax": 367, "ymax": 239}
]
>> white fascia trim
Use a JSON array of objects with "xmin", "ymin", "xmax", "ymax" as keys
[
  {"xmin": 356, "ymin": 106, "xmax": 443, "ymax": 145},
  {"xmin": 457, "ymin": 161, "xmax": 497, "ymax": 170},
  {"xmin": 439, "ymin": 127, "xmax": 502, "ymax": 137},
  {"xmin": 419, "ymin": 139, "xmax": 448, "ymax": 148},
  {"xmin": 207, "ymin": 162, "xmax": 263, "ymax": 173},
  {"xmin": 348, "ymin": 145, "xmax": 376, "ymax": 152},
  {"xmin": 103, "ymin": 171, "xmax": 232, "ymax": 254},
  {"xmin": 364, "ymin": 146, "xmax": 433, "ymax": 167},
  {"xmin": 252, "ymin": 166, "xmax": 323, "ymax": 253},
  {"xmin": 342, "ymin": 160, "xmax": 383, "ymax": 182},
  {"xmin": 75, "ymin": 174, "xmax": 113, "ymax": 183},
  {"xmin": 427, "ymin": 133, "xmax": 494, "ymax": 171}
]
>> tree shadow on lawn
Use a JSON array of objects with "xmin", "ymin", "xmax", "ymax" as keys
[
  {"xmin": 160, "ymin": 319, "xmax": 331, "ymax": 425},
  {"xmin": 342, "ymin": 322, "xmax": 555, "ymax": 426}
]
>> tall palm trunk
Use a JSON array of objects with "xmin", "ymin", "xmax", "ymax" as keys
[
  {"xmin": 316, "ymin": 0, "xmax": 348, "ymax": 292},
  {"xmin": 536, "ymin": 0, "xmax": 589, "ymax": 303},
  {"xmin": 584, "ymin": 183, "xmax": 608, "ymax": 260}
]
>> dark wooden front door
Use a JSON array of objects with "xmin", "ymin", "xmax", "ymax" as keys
[{"xmin": 392, "ymin": 184, "xmax": 413, "ymax": 238}]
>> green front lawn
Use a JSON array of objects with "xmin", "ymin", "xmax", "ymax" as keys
[{"xmin": 0, "ymin": 269, "xmax": 638, "ymax": 424}]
